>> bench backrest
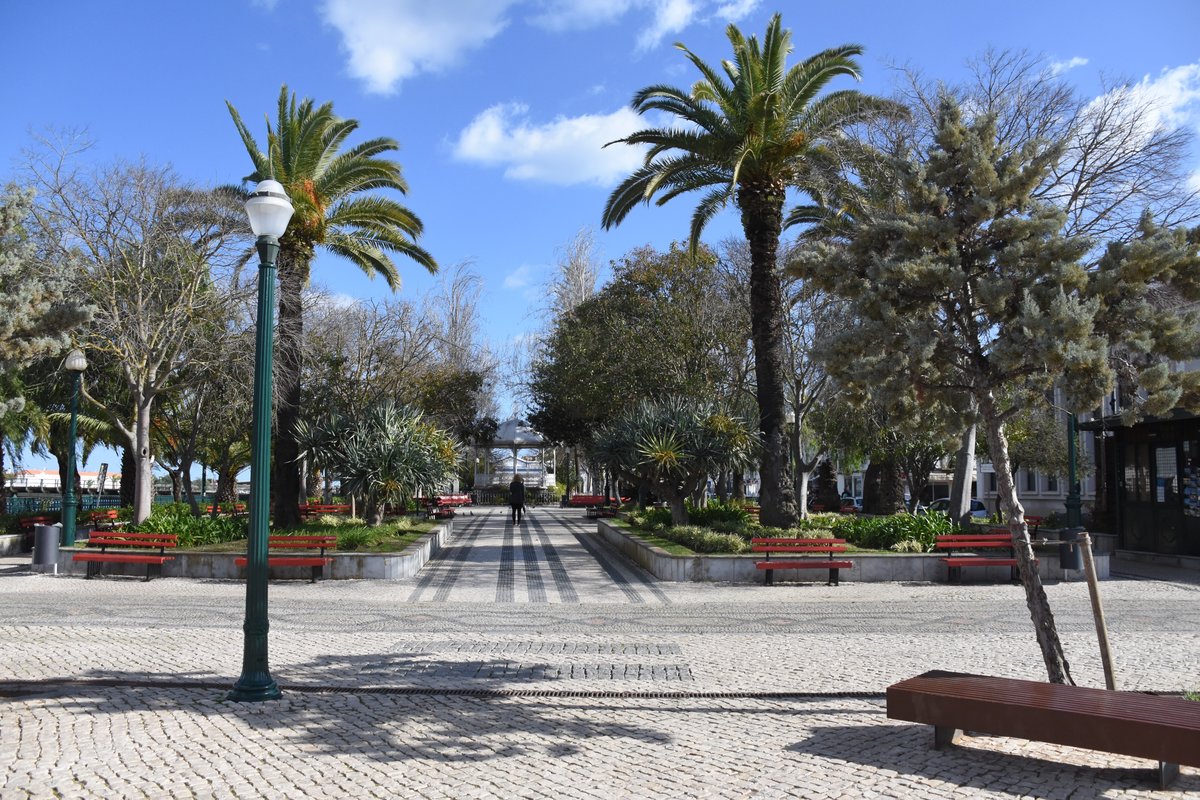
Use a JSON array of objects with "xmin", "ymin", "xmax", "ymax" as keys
[
  {"xmin": 935, "ymin": 533, "xmax": 1012, "ymax": 550},
  {"xmin": 267, "ymin": 535, "xmax": 337, "ymax": 551},
  {"xmin": 752, "ymin": 537, "xmax": 847, "ymax": 554},
  {"xmin": 87, "ymin": 532, "xmax": 178, "ymax": 550},
  {"xmin": 17, "ymin": 516, "xmax": 56, "ymax": 529}
]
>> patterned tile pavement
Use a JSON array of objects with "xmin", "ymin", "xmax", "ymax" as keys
[{"xmin": 1, "ymin": 506, "xmax": 1197, "ymax": 798}]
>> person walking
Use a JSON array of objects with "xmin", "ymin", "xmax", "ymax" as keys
[{"xmin": 508, "ymin": 474, "xmax": 526, "ymax": 524}]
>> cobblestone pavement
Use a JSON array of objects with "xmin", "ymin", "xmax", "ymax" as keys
[{"xmin": 1, "ymin": 507, "xmax": 1197, "ymax": 798}]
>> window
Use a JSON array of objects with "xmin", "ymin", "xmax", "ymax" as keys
[
  {"xmin": 1047, "ymin": 475, "xmax": 1058, "ymax": 492},
  {"xmin": 1154, "ymin": 446, "xmax": 1178, "ymax": 504},
  {"xmin": 987, "ymin": 473, "xmax": 997, "ymax": 493},
  {"xmin": 1024, "ymin": 470, "xmax": 1038, "ymax": 493}
]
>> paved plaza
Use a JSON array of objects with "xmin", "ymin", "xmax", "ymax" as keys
[{"xmin": 2, "ymin": 507, "xmax": 1198, "ymax": 798}]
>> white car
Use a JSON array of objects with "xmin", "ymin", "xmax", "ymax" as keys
[{"xmin": 926, "ymin": 498, "xmax": 988, "ymax": 518}]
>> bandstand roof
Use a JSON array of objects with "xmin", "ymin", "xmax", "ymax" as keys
[{"xmin": 488, "ymin": 418, "xmax": 550, "ymax": 448}]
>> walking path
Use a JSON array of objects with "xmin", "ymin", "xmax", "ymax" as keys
[{"xmin": 2, "ymin": 507, "xmax": 1197, "ymax": 798}]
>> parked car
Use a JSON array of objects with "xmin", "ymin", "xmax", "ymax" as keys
[{"xmin": 925, "ymin": 498, "xmax": 988, "ymax": 518}]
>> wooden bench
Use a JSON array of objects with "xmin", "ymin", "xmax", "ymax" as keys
[
  {"xmin": 935, "ymin": 532, "xmax": 1030, "ymax": 582},
  {"xmin": 887, "ymin": 670, "xmax": 1200, "ymax": 788},
  {"xmin": 73, "ymin": 532, "xmax": 178, "ymax": 581},
  {"xmin": 752, "ymin": 537, "xmax": 853, "ymax": 586},
  {"xmin": 566, "ymin": 494, "xmax": 610, "ymax": 508},
  {"xmin": 85, "ymin": 509, "xmax": 120, "ymax": 530},
  {"xmin": 203, "ymin": 503, "xmax": 248, "ymax": 516},
  {"xmin": 234, "ymin": 535, "xmax": 337, "ymax": 583},
  {"xmin": 299, "ymin": 503, "xmax": 352, "ymax": 519}
]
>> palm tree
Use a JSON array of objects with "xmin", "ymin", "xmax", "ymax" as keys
[
  {"xmin": 227, "ymin": 86, "xmax": 437, "ymax": 528},
  {"xmin": 602, "ymin": 14, "xmax": 901, "ymax": 527}
]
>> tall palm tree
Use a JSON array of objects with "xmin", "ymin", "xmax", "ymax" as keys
[
  {"xmin": 602, "ymin": 14, "xmax": 900, "ymax": 527},
  {"xmin": 228, "ymin": 86, "xmax": 437, "ymax": 528}
]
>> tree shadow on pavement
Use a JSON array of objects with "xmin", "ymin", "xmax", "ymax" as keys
[
  {"xmin": 790, "ymin": 722, "xmax": 1199, "ymax": 795},
  {"xmin": 0, "ymin": 652, "xmax": 678, "ymax": 765}
]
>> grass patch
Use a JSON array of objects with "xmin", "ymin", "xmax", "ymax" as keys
[{"xmin": 1185, "ymin": 690, "xmax": 1199, "ymax": 702}]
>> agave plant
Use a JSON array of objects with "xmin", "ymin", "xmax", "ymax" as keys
[
  {"xmin": 593, "ymin": 397, "xmax": 757, "ymax": 525},
  {"xmin": 297, "ymin": 402, "xmax": 458, "ymax": 526}
]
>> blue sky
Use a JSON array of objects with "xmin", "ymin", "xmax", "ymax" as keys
[{"xmin": 4, "ymin": 0, "xmax": 1200, "ymax": 475}]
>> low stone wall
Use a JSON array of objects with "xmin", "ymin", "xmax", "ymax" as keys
[
  {"xmin": 0, "ymin": 534, "xmax": 22, "ymax": 557},
  {"xmin": 47, "ymin": 521, "xmax": 454, "ymax": 581},
  {"xmin": 596, "ymin": 519, "xmax": 1109, "ymax": 584}
]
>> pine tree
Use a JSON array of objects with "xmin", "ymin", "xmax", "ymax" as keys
[{"xmin": 798, "ymin": 100, "xmax": 1200, "ymax": 683}]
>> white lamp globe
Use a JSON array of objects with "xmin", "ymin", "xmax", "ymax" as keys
[
  {"xmin": 245, "ymin": 179, "xmax": 294, "ymax": 239},
  {"xmin": 64, "ymin": 348, "xmax": 88, "ymax": 373}
]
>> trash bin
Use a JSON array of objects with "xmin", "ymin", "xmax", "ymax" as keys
[
  {"xmin": 1058, "ymin": 528, "xmax": 1083, "ymax": 571},
  {"xmin": 32, "ymin": 524, "xmax": 61, "ymax": 569}
]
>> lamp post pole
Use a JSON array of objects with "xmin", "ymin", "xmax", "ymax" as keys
[
  {"xmin": 229, "ymin": 180, "xmax": 293, "ymax": 703},
  {"xmin": 62, "ymin": 349, "xmax": 88, "ymax": 547}
]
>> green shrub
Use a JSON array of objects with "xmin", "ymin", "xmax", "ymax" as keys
[
  {"xmin": 687, "ymin": 500, "xmax": 751, "ymax": 529},
  {"xmin": 657, "ymin": 525, "xmax": 750, "ymax": 554},
  {"xmin": 827, "ymin": 512, "xmax": 956, "ymax": 551},
  {"xmin": 132, "ymin": 503, "xmax": 246, "ymax": 547},
  {"xmin": 627, "ymin": 507, "xmax": 673, "ymax": 530},
  {"xmin": 335, "ymin": 525, "xmax": 385, "ymax": 551}
]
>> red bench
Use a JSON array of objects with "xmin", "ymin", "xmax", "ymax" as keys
[
  {"xmin": 936, "ymin": 531, "xmax": 1035, "ymax": 582},
  {"xmin": 85, "ymin": 509, "xmax": 120, "ymax": 530},
  {"xmin": 752, "ymin": 537, "xmax": 853, "ymax": 586},
  {"xmin": 73, "ymin": 532, "xmax": 178, "ymax": 581},
  {"xmin": 299, "ymin": 503, "xmax": 352, "ymax": 519},
  {"xmin": 234, "ymin": 535, "xmax": 337, "ymax": 583},
  {"xmin": 426, "ymin": 494, "xmax": 472, "ymax": 519}
]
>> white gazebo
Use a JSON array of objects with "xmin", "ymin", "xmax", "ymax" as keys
[{"xmin": 473, "ymin": 418, "xmax": 555, "ymax": 488}]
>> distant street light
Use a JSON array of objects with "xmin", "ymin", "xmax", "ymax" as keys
[
  {"xmin": 61, "ymin": 348, "xmax": 88, "ymax": 546},
  {"xmin": 229, "ymin": 179, "xmax": 293, "ymax": 703}
]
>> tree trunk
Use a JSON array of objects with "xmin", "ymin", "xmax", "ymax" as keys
[
  {"xmin": 120, "ymin": 446, "xmax": 136, "ymax": 508},
  {"xmin": 980, "ymin": 391, "xmax": 1073, "ymax": 685},
  {"xmin": 716, "ymin": 469, "xmax": 728, "ymax": 503},
  {"xmin": 949, "ymin": 423, "xmax": 977, "ymax": 525},
  {"xmin": 133, "ymin": 399, "xmax": 154, "ymax": 523},
  {"xmin": 738, "ymin": 179, "xmax": 797, "ymax": 529},
  {"xmin": 271, "ymin": 250, "xmax": 307, "ymax": 530},
  {"xmin": 366, "ymin": 497, "xmax": 385, "ymax": 527},
  {"xmin": 0, "ymin": 440, "xmax": 8, "ymax": 515}
]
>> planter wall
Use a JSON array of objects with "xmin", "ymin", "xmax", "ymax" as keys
[
  {"xmin": 46, "ymin": 521, "xmax": 453, "ymax": 581},
  {"xmin": 597, "ymin": 519, "xmax": 1109, "ymax": 584}
]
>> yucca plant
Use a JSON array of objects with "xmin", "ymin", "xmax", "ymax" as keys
[
  {"xmin": 594, "ymin": 397, "xmax": 756, "ymax": 525},
  {"xmin": 297, "ymin": 401, "xmax": 458, "ymax": 526}
]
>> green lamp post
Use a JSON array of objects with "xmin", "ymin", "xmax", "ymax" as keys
[
  {"xmin": 61, "ymin": 348, "xmax": 88, "ymax": 547},
  {"xmin": 229, "ymin": 178, "xmax": 293, "ymax": 703}
]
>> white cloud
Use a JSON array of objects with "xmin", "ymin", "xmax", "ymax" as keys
[
  {"xmin": 503, "ymin": 264, "xmax": 535, "ymax": 289},
  {"xmin": 528, "ymin": 0, "xmax": 634, "ymax": 31},
  {"xmin": 1128, "ymin": 63, "xmax": 1200, "ymax": 130},
  {"xmin": 636, "ymin": 0, "xmax": 700, "ymax": 51},
  {"xmin": 1049, "ymin": 56, "xmax": 1089, "ymax": 76},
  {"xmin": 714, "ymin": 0, "xmax": 758, "ymax": 21},
  {"xmin": 454, "ymin": 103, "xmax": 648, "ymax": 186},
  {"xmin": 320, "ymin": 0, "xmax": 519, "ymax": 94}
]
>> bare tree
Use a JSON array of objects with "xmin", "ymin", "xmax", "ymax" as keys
[
  {"xmin": 546, "ymin": 227, "xmax": 600, "ymax": 320},
  {"xmin": 26, "ymin": 139, "xmax": 245, "ymax": 522}
]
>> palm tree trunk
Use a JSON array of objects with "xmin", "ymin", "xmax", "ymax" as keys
[
  {"xmin": 979, "ymin": 390, "xmax": 1073, "ymax": 684},
  {"xmin": 271, "ymin": 251, "xmax": 307, "ymax": 530},
  {"xmin": 737, "ymin": 178, "xmax": 797, "ymax": 528}
]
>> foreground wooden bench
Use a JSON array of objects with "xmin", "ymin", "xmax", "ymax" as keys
[
  {"xmin": 887, "ymin": 670, "xmax": 1200, "ymax": 788},
  {"xmin": 935, "ymin": 532, "xmax": 1029, "ymax": 582},
  {"xmin": 752, "ymin": 537, "xmax": 853, "ymax": 586},
  {"xmin": 73, "ymin": 532, "xmax": 178, "ymax": 581},
  {"xmin": 234, "ymin": 535, "xmax": 337, "ymax": 582}
]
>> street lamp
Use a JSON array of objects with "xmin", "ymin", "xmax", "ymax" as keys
[
  {"xmin": 229, "ymin": 179, "xmax": 293, "ymax": 703},
  {"xmin": 61, "ymin": 348, "xmax": 87, "ymax": 547}
]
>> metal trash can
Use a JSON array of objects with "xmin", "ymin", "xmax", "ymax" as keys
[
  {"xmin": 1058, "ymin": 528, "xmax": 1083, "ymax": 571},
  {"xmin": 32, "ymin": 524, "xmax": 61, "ymax": 571}
]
